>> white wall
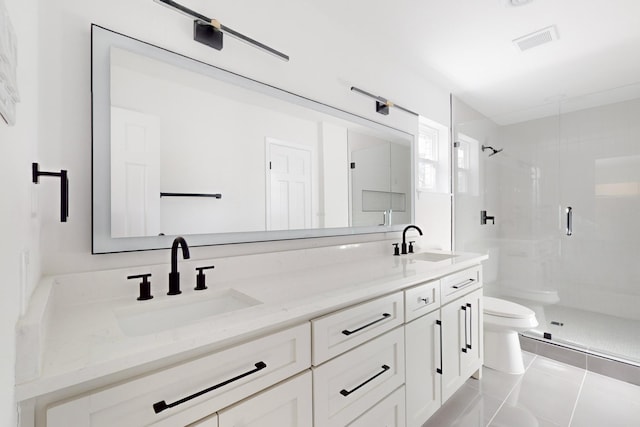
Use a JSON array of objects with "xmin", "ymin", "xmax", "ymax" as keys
[
  {"xmin": 0, "ymin": 0, "xmax": 40, "ymax": 424},
  {"xmin": 35, "ymin": 0, "xmax": 451, "ymax": 274}
]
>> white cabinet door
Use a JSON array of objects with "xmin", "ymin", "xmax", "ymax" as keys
[
  {"xmin": 218, "ymin": 371, "xmax": 312, "ymax": 427},
  {"xmin": 404, "ymin": 310, "xmax": 441, "ymax": 427},
  {"xmin": 441, "ymin": 288, "xmax": 483, "ymax": 403},
  {"xmin": 348, "ymin": 386, "xmax": 406, "ymax": 427}
]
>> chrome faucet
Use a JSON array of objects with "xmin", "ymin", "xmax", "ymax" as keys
[
  {"xmin": 401, "ymin": 225, "xmax": 423, "ymax": 255},
  {"xmin": 168, "ymin": 236, "xmax": 190, "ymax": 295}
]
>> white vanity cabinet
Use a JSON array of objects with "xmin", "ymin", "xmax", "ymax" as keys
[
  {"xmin": 404, "ymin": 266, "xmax": 483, "ymax": 427},
  {"xmin": 46, "ymin": 323, "xmax": 311, "ymax": 427},
  {"xmin": 34, "ymin": 261, "xmax": 486, "ymax": 427}
]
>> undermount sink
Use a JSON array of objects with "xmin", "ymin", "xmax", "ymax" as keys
[
  {"xmin": 115, "ymin": 289, "xmax": 262, "ymax": 336},
  {"xmin": 408, "ymin": 252, "xmax": 459, "ymax": 262}
]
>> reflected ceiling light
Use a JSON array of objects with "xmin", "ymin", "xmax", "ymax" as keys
[
  {"xmin": 350, "ymin": 86, "xmax": 419, "ymax": 117},
  {"xmin": 153, "ymin": 0, "xmax": 289, "ymax": 61}
]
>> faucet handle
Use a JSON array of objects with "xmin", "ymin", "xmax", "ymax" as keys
[
  {"xmin": 408, "ymin": 241, "xmax": 415, "ymax": 253},
  {"xmin": 195, "ymin": 265, "xmax": 215, "ymax": 290},
  {"xmin": 392, "ymin": 243, "xmax": 400, "ymax": 256},
  {"xmin": 127, "ymin": 273, "xmax": 153, "ymax": 301}
]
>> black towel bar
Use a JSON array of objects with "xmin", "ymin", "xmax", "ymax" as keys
[{"xmin": 32, "ymin": 163, "xmax": 69, "ymax": 222}]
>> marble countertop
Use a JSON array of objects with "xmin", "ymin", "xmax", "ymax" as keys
[{"xmin": 15, "ymin": 243, "xmax": 486, "ymax": 401}]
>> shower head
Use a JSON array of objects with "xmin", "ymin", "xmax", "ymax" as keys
[{"xmin": 482, "ymin": 145, "xmax": 503, "ymax": 157}]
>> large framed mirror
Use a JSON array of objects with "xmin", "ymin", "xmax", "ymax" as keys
[{"xmin": 92, "ymin": 25, "xmax": 415, "ymax": 253}]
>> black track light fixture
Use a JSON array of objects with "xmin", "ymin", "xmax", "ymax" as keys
[
  {"xmin": 154, "ymin": 0, "xmax": 289, "ymax": 62},
  {"xmin": 350, "ymin": 86, "xmax": 419, "ymax": 117}
]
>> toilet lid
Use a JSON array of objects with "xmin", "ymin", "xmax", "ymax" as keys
[{"xmin": 484, "ymin": 297, "xmax": 535, "ymax": 319}]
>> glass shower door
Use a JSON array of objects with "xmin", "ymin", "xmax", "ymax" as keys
[{"xmin": 534, "ymin": 96, "xmax": 640, "ymax": 364}]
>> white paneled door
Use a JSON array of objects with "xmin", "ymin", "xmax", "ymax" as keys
[
  {"xmin": 110, "ymin": 107, "xmax": 161, "ymax": 238},
  {"xmin": 266, "ymin": 138, "xmax": 312, "ymax": 231}
]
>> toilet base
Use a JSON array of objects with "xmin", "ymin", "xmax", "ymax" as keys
[{"xmin": 484, "ymin": 329, "xmax": 525, "ymax": 374}]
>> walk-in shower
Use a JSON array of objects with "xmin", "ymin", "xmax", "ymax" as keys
[{"xmin": 452, "ymin": 87, "xmax": 640, "ymax": 366}]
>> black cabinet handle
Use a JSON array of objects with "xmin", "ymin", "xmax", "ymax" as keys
[
  {"xmin": 342, "ymin": 313, "xmax": 391, "ymax": 336},
  {"xmin": 152, "ymin": 361, "xmax": 267, "ymax": 414},
  {"xmin": 461, "ymin": 305, "xmax": 468, "ymax": 353},
  {"xmin": 436, "ymin": 319, "xmax": 443, "ymax": 375},
  {"xmin": 340, "ymin": 365, "xmax": 390, "ymax": 397},
  {"xmin": 467, "ymin": 303, "xmax": 473, "ymax": 350},
  {"xmin": 452, "ymin": 278, "xmax": 475, "ymax": 289}
]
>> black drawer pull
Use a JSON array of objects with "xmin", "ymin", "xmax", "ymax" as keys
[
  {"xmin": 152, "ymin": 361, "xmax": 267, "ymax": 414},
  {"xmin": 340, "ymin": 365, "xmax": 390, "ymax": 397},
  {"xmin": 342, "ymin": 313, "xmax": 391, "ymax": 336},
  {"xmin": 452, "ymin": 278, "xmax": 475, "ymax": 289}
]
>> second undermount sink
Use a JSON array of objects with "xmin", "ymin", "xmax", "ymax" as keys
[
  {"xmin": 115, "ymin": 289, "xmax": 262, "ymax": 337},
  {"xmin": 408, "ymin": 252, "xmax": 459, "ymax": 262}
]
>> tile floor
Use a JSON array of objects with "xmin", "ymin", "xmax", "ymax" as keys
[{"xmin": 423, "ymin": 352, "xmax": 640, "ymax": 427}]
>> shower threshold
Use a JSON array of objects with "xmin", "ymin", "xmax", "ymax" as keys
[{"xmin": 518, "ymin": 304, "xmax": 640, "ymax": 386}]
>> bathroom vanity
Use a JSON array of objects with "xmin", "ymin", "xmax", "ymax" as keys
[{"xmin": 15, "ymin": 242, "xmax": 486, "ymax": 427}]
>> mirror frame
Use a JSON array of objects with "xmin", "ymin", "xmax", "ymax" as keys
[{"xmin": 91, "ymin": 24, "xmax": 415, "ymax": 253}]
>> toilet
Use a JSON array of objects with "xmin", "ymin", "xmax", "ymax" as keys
[{"xmin": 483, "ymin": 296, "xmax": 538, "ymax": 374}]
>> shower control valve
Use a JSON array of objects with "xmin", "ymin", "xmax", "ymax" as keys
[{"xmin": 481, "ymin": 210, "xmax": 495, "ymax": 225}]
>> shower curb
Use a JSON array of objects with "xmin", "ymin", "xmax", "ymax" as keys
[{"xmin": 519, "ymin": 334, "xmax": 640, "ymax": 386}]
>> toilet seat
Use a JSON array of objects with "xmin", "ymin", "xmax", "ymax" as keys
[{"xmin": 484, "ymin": 296, "xmax": 535, "ymax": 319}]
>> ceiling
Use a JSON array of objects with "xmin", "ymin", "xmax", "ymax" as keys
[{"xmin": 311, "ymin": 0, "xmax": 640, "ymax": 124}]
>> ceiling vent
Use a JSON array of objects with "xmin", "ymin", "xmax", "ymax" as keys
[{"xmin": 513, "ymin": 25, "xmax": 558, "ymax": 52}]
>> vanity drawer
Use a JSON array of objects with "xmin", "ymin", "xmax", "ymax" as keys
[
  {"xmin": 348, "ymin": 386, "xmax": 406, "ymax": 427},
  {"xmin": 312, "ymin": 327, "xmax": 405, "ymax": 427},
  {"xmin": 404, "ymin": 280, "xmax": 440, "ymax": 322},
  {"xmin": 440, "ymin": 266, "xmax": 482, "ymax": 305},
  {"xmin": 47, "ymin": 323, "xmax": 310, "ymax": 427},
  {"xmin": 311, "ymin": 292, "xmax": 403, "ymax": 365}
]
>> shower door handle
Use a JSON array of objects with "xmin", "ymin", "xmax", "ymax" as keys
[{"xmin": 566, "ymin": 207, "xmax": 572, "ymax": 236}]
